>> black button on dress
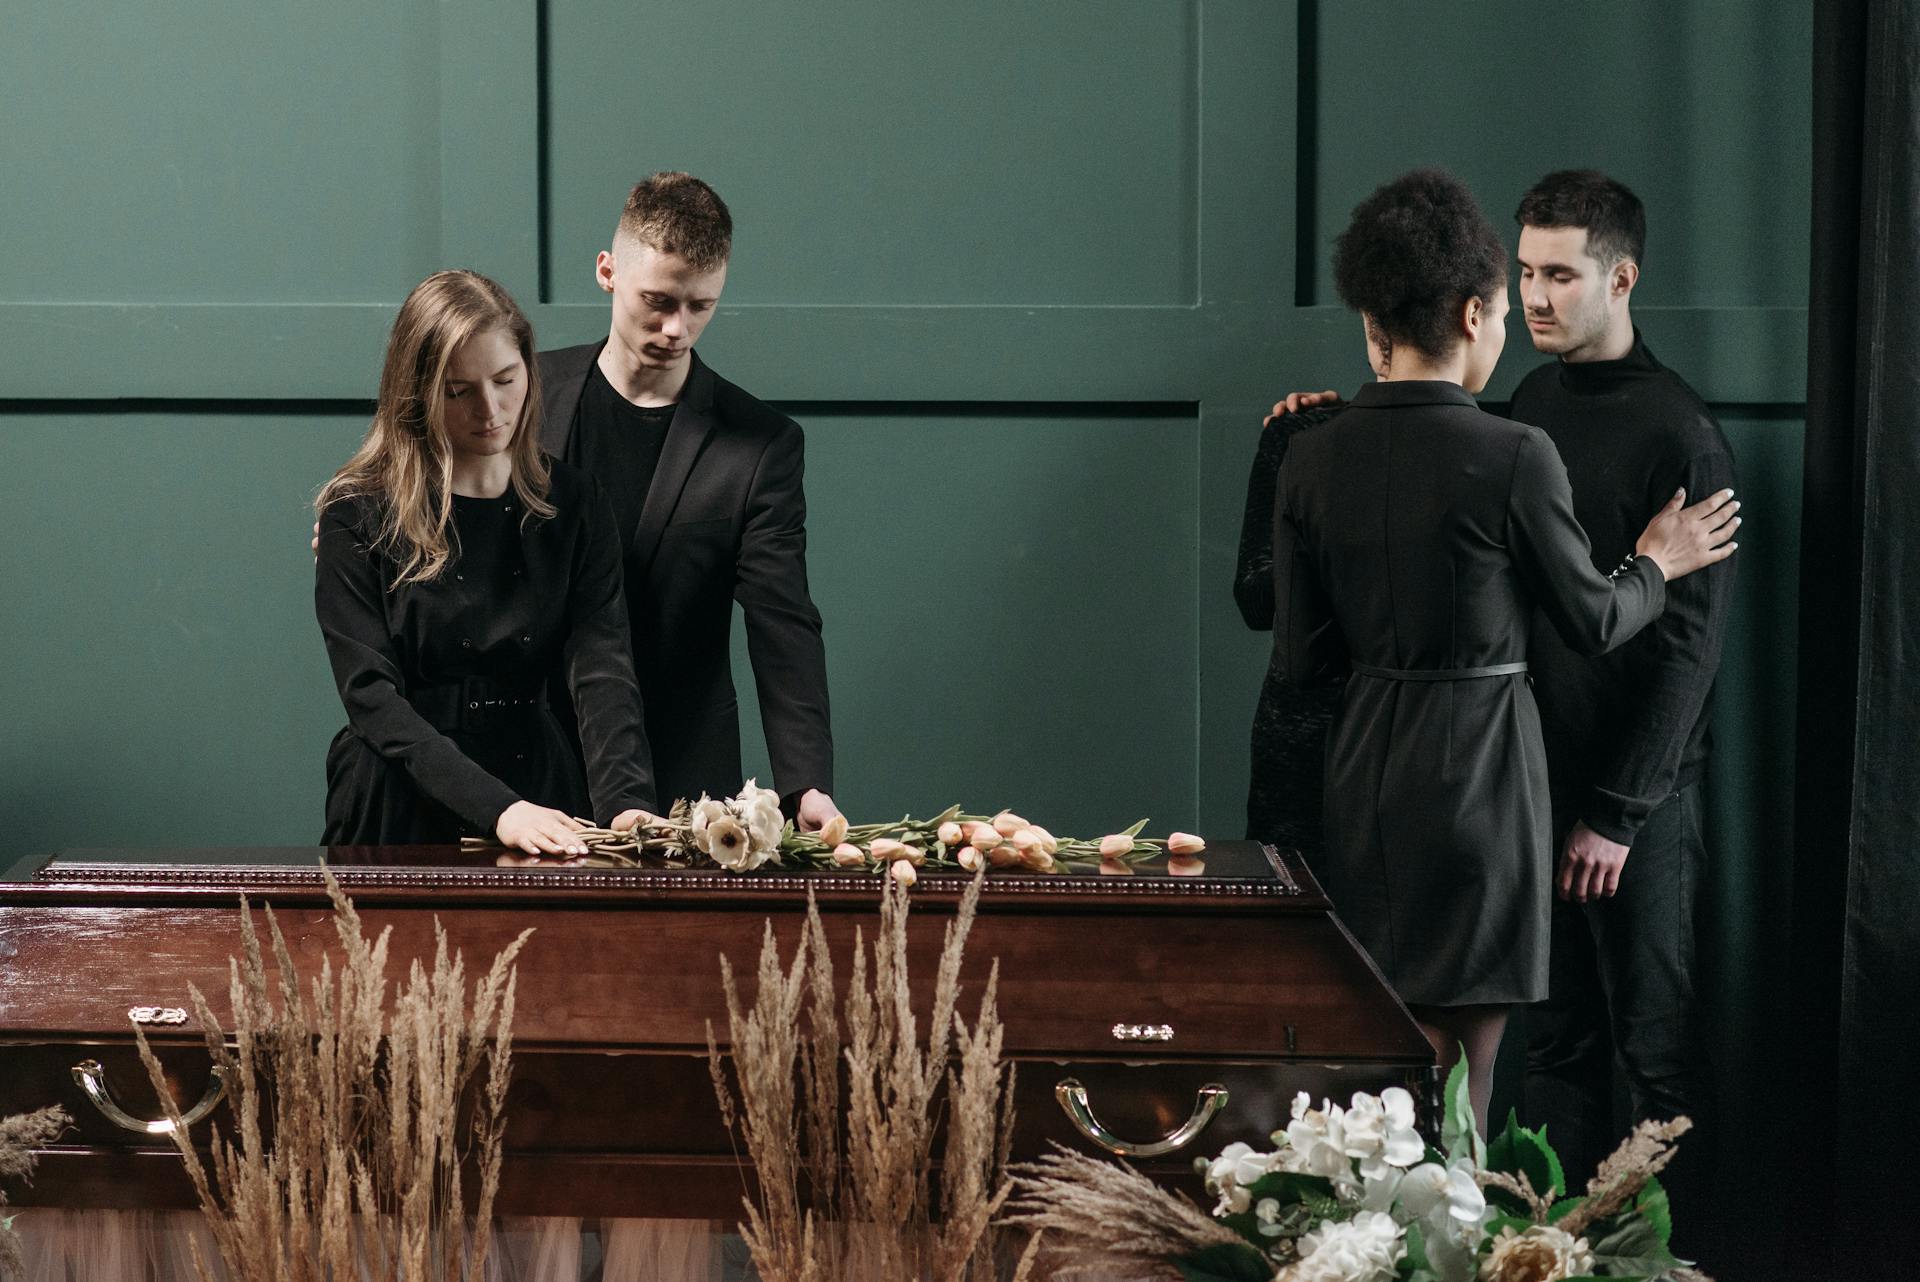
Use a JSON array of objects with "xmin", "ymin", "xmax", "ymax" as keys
[
  {"xmin": 315, "ymin": 463, "xmax": 654, "ymax": 844},
  {"xmin": 1273, "ymin": 381, "xmax": 1665, "ymax": 1006}
]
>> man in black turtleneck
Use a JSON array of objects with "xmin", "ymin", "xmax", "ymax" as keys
[{"xmin": 1511, "ymin": 171, "xmax": 1735, "ymax": 1220}]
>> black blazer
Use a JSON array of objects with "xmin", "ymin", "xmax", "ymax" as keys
[{"xmin": 538, "ymin": 342, "xmax": 833, "ymax": 809}]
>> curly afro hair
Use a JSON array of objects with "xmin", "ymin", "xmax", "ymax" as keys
[{"xmin": 1333, "ymin": 168, "xmax": 1508, "ymax": 364}]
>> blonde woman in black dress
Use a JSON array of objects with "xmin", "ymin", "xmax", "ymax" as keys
[
  {"xmin": 1271, "ymin": 171, "xmax": 1739, "ymax": 1128},
  {"xmin": 315, "ymin": 271, "xmax": 655, "ymax": 856}
]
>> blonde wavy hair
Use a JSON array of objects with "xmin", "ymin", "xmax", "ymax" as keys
[{"xmin": 317, "ymin": 270, "xmax": 553, "ymax": 584}]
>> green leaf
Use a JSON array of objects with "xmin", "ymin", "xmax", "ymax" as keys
[
  {"xmin": 1484, "ymin": 1211, "xmax": 1535, "ymax": 1239},
  {"xmin": 1589, "ymin": 1211, "xmax": 1680, "ymax": 1277},
  {"xmin": 1484, "ymin": 1108, "xmax": 1566, "ymax": 1211},
  {"xmin": 1548, "ymin": 1195, "xmax": 1585, "ymax": 1223},
  {"xmin": 1122, "ymin": 817, "xmax": 1149, "ymax": 838},
  {"xmin": 1439, "ymin": 1052, "xmax": 1484, "ymax": 1166},
  {"xmin": 1402, "ymin": 1220, "xmax": 1430, "ymax": 1271},
  {"xmin": 1635, "ymin": 1176, "xmax": 1673, "ymax": 1247},
  {"xmin": 1175, "ymin": 1241, "xmax": 1276, "ymax": 1282},
  {"xmin": 1243, "ymin": 1170, "xmax": 1338, "ymax": 1205}
]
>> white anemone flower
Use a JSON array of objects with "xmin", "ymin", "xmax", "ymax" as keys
[
  {"xmin": 730, "ymin": 778, "xmax": 785, "ymax": 852},
  {"xmin": 689, "ymin": 795, "xmax": 729, "ymax": 840}
]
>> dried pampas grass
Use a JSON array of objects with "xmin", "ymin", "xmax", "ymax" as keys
[
  {"xmin": 132, "ymin": 868, "xmax": 529, "ymax": 1282},
  {"xmin": 0, "ymin": 1104, "xmax": 71, "ymax": 1276},
  {"xmin": 1003, "ymin": 1144, "xmax": 1243, "ymax": 1279},
  {"xmin": 708, "ymin": 875, "xmax": 1031, "ymax": 1281},
  {"xmin": 1557, "ymin": 1114, "xmax": 1693, "ymax": 1239}
]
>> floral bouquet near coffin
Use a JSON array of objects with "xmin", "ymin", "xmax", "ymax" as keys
[
  {"xmin": 1006, "ymin": 1056, "xmax": 1709, "ymax": 1282},
  {"xmin": 473, "ymin": 779, "xmax": 1209, "ymax": 883}
]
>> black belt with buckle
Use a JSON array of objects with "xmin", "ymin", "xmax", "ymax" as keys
[
  {"xmin": 1350, "ymin": 661, "xmax": 1529, "ymax": 682},
  {"xmin": 411, "ymin": 676, "xmax": 549, "ymax": 734}
]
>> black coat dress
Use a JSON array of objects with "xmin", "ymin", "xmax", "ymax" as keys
[
  {"xmin": 316, "ymin": 462, "xmax": 654, "ymax": 844},
  {"xmin": 1273, "ymin": 381, "xmax": 1665, "ymax": 1006}
]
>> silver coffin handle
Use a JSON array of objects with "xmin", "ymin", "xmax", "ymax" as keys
[
  {"xmin": 71, "ymin": 1059, "xmax": 233, "ymax": 1136},
  {"xmin": 1054, "ymin": 1077, "xmax": 1229, "ymax": 1157}
]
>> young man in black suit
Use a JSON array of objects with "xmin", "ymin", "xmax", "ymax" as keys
[{"xmin": 540, "ymin": 173, "xmax": 837, "ymax": 828}]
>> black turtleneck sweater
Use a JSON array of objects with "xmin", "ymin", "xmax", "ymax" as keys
[{"xmin": 1509, "ymin": 331, "xmax": 1737, "ymax": 846}]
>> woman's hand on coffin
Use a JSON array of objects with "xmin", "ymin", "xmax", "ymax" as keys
[{"xmin": 495, "ymin": 801, "xmax": 589, "ymax": 857}]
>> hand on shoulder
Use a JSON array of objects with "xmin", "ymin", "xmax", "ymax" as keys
[{"xmin": 1263, "ymin": 389, "xmax": 1342, "ymax": 427}]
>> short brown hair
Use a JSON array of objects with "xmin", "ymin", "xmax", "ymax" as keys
[
  {"xmin": 616, "ymin": 172, "xmax": 732, "ymax": 270},
  {"xmin": 1515, "ymin": 170, "xmax": 1646, "ymax": 269}
]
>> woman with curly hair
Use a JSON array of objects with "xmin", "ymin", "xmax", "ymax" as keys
[
  {"xmin": 315, "ymin": 270, "xmax": 655, "ymax": 856},
  {"xmin": 1270, "ymin": 169, "xmax": 1739, "ymax": 1126}
]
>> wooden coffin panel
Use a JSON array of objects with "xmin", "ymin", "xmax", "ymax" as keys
[
  {"xmin": 0, "ymin": 902, "xmax": 1426, "ymax": 1062},
  {"xmin": 0, "ymin": 843, "xmax": 1435, "ymax": 1217},
  {"xmin": 0, "ymin": 1041, "xmax": 1429, "ymax": 1217}
]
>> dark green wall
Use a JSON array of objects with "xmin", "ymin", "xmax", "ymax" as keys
[{"xmin": 1, "ymin": 2, "xmax": 1805, "ymax": 1263}]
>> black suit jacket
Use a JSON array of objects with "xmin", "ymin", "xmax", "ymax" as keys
[{"xmin": 538, "ymin": 342, "xmax": 833, "ymax": 809}]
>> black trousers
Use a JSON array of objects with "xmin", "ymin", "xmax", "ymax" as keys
[{"xmin": 1523, "ymin": 784, "xmax": 1711, "ymax": 1219}]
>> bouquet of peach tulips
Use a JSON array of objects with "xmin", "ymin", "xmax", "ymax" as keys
[{"xmin": 520, "ymin": 780, "xmax": 1209, "ymax": 884}]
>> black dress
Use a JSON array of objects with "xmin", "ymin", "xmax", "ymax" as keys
[
  {"xmin": 1273, "ymin": 382, "xmax": 1665, "ymax": 1006},
  {"xmin": 1234, "ymin": 408, "xmax": 1344, "ymax": 857},
  {"xmin": 315, "ymin": 462, "xmax": 654, "ymax": 844}
]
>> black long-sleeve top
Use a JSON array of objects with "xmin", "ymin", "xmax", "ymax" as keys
[
  {"xmin": 1235, "ymin": 406, "xmax": 1340, "ymax": 630},
  {"xmin": 315, "ymin": 461, "xmax": 656, "ymax": 837},
  {"xmin": 1235, "ymin": 407, "xmax": 1343, "ymax": 853},
  {"xmin": 1510, "ymin": 331, "xmax": 1737, "ymax": 845}
]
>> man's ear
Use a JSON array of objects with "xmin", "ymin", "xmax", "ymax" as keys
[
  {"xmin": 1611, "ymin": 258, "xmax": 1640, "ymax": 301},
  {"xmin": 594, "ymin": 249, "xmax": 617, "ymax": 294}
]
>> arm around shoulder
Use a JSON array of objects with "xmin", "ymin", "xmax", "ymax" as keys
[{"xmin": 1506, "ymin": 427, "xmax": 1665, "ymax": 657}]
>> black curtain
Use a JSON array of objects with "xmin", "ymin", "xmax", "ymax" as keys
[{"xmin": 1796, "ymin": 1, "xmax": 1920, "ymax": 1275}]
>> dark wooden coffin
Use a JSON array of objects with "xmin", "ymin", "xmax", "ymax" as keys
[{"xmin": 0, "ymin": 842, "xmax": 1435, "ymax": 1217}]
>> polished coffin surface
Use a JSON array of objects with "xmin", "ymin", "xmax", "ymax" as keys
[{"xmin": 0, "ymin": 842, "xmax": 1435, "ymax": 1216}]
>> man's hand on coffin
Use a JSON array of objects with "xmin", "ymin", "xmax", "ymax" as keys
[{"xmin": 796, "ymin": 789, "xmax": 841, "ymax": 833}]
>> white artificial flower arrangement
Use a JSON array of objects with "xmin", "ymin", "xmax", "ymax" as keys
[{"xmin": 1173, "ymin": 1059, "xmax": 1701, "ymax": 1282}]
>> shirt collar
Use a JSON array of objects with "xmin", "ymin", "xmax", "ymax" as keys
[{"xmin": 1347, "ymin": 380, "xmax": 1483, "ymax": 411}]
